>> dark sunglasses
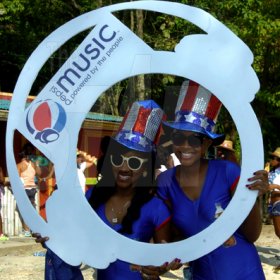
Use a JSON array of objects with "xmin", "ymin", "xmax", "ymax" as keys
[
  {"xmin": 110, "ymin": 154, "xmax": 148, "ymax": 171},
  {"xmin": 171, "ymin": 132, "xmax": 205, "ymax": 147}
]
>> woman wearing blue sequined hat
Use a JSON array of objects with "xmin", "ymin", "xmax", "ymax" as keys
[
  {"xmin": 157, "ymin": 80, "xmax": 268, "ymax": 279},
  {"xmin": 87, "ymin": 99, "xmax": 177, "ymax": 279},
  {"xmin": 35, "ymin": 100, "xmax": 178, "ymax": 280}
]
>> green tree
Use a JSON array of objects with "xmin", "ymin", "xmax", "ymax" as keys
[
  {"xmin": 0, "ymin": 0, "xmax": 279, "ymax": 153},
  {"xmin": 0, "ymin": 0, "xmax": 97, "ymax": 91},
  {"xmin": 144, "ymin": 0, "xmax": 280, "ymax": 154}
]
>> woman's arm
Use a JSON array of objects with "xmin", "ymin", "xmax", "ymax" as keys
[
  {"xmin": 238, "ymin": 170, "xmax": 269, "ymax": 243},
  {"xmin": 269, "ymin": 184, "xmax": 280, "ymax": 191},
  {"xmin": 153, "ymin": 220, "xmax": 171, "ymax": 243},
  {"xmin": 41, "ymin": 164, "xmax": 55, "ymax": 181},
  {"xmin": 135, "ymin": 223, "xmax": 181, "ymax": 280},
  {"xmin": 17, "ymin": 162, "xmax": 22, "ymax": 176},
  {"xmin": 32, "ymin": 161, "xmax": 42, "ymax": 177},
  {"xmin": 85, "ymin": 155, "xmax": 97, "ymax": 169}
]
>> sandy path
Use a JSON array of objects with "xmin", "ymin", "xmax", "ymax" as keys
[{"xmin": 0, "ymin": 225, "xmax": 279, "ymax": 279}]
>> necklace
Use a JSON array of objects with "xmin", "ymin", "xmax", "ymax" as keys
[{"xmin": 111, "ymin": 201, "xmax": 131, "ymax": 224}]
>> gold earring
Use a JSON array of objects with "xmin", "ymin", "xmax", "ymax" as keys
[{"xmin": 143, "ymin": 171, "xmax": 147, "ymax": 177}]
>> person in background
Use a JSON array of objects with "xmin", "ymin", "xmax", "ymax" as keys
[
  {"xmin": 157, "ymin": 80, "xmax": 268, "ymax": 280},
  {"xmin": 155, "ymin": 145, "xmax": 173, "ymax": 179},
  {"xmin": 155, "ymin": 136, "xmax": 180, "ymax": 180},
  {"xmin": 39, "ymin": 161, "xmax": 55, "ymax": 191},
  {"xmin": 215, "ymin": 139, "xmax": 239, "ymax": 164},
  {"xmin": 95, "ymin": 135, "xmax": 111, "ymax": 183},
  {"xmin": 17, "ymin": 142, "xmax": 41, "ymax": 237},
  {"xmin": 76, "ymin": 150, "xmax": 97, "ymax": 193},
  {"xmin": 267, "ymin": 147, "xmax": 280, "ymax": 272},
  {"xmin": 0, "ymin": 165, "xmax": 9, "ymax": 241}
]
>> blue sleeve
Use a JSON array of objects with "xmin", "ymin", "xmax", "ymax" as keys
[
  {"xmin": 85, "ymin": 187, "xmax": 93, "ymax": 200},
  {"xmin": 225, "ymin": 161, "xmax": 240, "ymax": 191},
  {"xmin": 156, "ymin": 168, "xmax": 174, "ymax": 201},
  {"xmin": 45, "ymin": 248, "xmax": 83, "ymax": 280},
  {"xmin": 152, "ymin": 198, "xmax": 171, "ymax": 230}
]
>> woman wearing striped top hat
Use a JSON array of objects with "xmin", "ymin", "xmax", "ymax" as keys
[
  {"xmin": 34, "ymin": 100, "xmax": 179, "ymax": 280},
  {"xmin": 156, "ymin": 80, "xmax": 268, "ymax": 279}
]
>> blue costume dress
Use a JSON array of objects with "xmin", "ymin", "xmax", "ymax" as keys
[
  {"xmin": 45, "ymin": 196, "xmax": 170, "ymax": 280},
  {"xmin": 157, "ymin": 159, "xmax": 265, "ymax": 280},
  {"xmin": 96, "ymin": 197, "xmax": 171, "ymax": 280}
]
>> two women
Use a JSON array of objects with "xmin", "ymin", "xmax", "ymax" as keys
[{"xmin": 35, "ymin": 81, "xmax": 268, "ymax": 279}]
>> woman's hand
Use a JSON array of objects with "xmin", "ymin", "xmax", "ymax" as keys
[
  {"xmin": 32, "ymin": 232, "xmax": 49, "ymax": 245},
  {"xmin": 165, "ymin": 258, "xmax": 183, "ymax": 271},
  {"xmin": 141, "ymin": 265, "xmax": 164, "ymax": 280},
  {"xmin": 130, "ymin": 258, "xmax": 182, "ymax": 279},
  {"xmin": 130, "ymin": 264, "xmax": 161, "ymax": 279},
  {"xmin": 246, "ymin": 169, "xmax": 269, "ymax": 197}
]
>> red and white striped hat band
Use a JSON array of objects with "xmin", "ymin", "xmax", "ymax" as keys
[{"xmin": 114, "ymin": 100, "xmax": 164, "ymax": 152}]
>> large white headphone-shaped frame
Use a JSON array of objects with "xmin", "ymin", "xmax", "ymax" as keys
[{"xmin": 6, "ymin": 1, "xmax": 262, "ymax": 267}]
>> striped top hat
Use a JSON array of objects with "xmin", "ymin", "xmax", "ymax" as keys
[
  {"xmin": 164, "ymin": 80, "xmax": 224, "ymax": 145},
  {"xmin": 113, "ymin": 100, "xmax": 165, "ymax": 152}
]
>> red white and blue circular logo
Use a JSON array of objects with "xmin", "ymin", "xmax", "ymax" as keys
[{"xmin": 26, "ymin": 99, "xmax": 66, "ymax": 144}]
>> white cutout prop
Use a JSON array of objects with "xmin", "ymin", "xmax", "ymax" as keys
[{"xmin": 6, "ymin": 1, "xmax": 262, "ymax": 267}]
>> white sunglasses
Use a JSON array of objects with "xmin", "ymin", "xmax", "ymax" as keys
[{"xmin": 110, "ymin": 154, "xmax": 148, "ymax": 171}]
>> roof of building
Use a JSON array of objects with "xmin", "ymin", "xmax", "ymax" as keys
[{"xmin": 0, "ymin": 92, "xmax": 122, "ymax": 123}]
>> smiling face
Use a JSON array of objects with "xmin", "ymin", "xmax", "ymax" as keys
[
  {"xmin": 171, "ymin": 130, "xmax": 212, "ymax": 167},
  {"xmin": 111, "ymin": 150, "xmax": 148, "ymax": 190}
]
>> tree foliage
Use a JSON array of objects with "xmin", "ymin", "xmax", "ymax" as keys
[{"xmin": 0, "ymin": 0, "xmax": 279, "ymax": 153}]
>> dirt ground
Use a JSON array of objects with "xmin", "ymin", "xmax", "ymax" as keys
[
  {"xmin": 0, "ymin": 247, "xmax": 183, "ymax": 280},
  {"xmin": 0, "ymin": 225, "xmax": 279, "ymax": 280}
]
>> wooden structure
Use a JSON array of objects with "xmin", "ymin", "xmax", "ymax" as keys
[
  {"xmin": 0, "ymin": 92, "xmax": 122, "ymax": 235},
  {"xmin": 0, "ymin": 187, "xmax": 39, "ymax": 236}
]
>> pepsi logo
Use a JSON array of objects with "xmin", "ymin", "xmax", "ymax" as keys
[{"xmin": 26, "ymin": 99, "xmax": 66, "ymax": 144}]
